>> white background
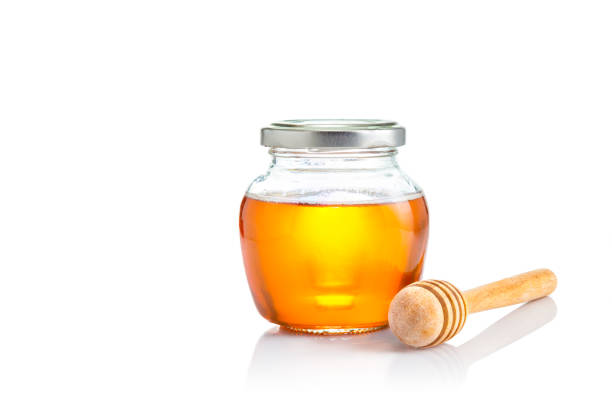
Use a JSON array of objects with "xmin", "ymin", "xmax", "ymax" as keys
[{"xmin": 1, "ymin": 1, "xmax": 611, "ymax": 406}]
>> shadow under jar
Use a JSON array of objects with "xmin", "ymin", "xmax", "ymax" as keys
[{"xmin": 239, "ymin": 120, "xmax": 429, "ymax": 334}]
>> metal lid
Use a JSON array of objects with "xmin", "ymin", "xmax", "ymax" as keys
[{"xmin": 261, "ymin": 119, "xmax": 405, "ymax": 148}]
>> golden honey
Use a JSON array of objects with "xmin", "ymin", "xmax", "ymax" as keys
[{"xmin": 239, "ymin": 195, "xmax": 429, "ymax": 333}]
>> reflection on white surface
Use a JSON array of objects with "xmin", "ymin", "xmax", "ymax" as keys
[{"xmin": 247, "ymin": 297, "xmax": 556, "ymax": 389}]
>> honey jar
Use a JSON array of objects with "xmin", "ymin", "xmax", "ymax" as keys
[{"xmin": 239, "ymin": 120, "xmax": 429, "ymax": 334}]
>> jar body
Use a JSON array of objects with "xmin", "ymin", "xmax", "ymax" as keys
[{"xmin": 239, "ymin": 148, "xmax": 429, "ymax": 334}]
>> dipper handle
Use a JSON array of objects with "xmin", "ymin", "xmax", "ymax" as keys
[{"xmin": 463, "ymin": 268, "xmax": 557, "ymax": 314}]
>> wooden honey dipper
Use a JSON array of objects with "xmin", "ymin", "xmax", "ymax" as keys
[{"xmin": 388, "ymin": 268, "xmax": 557, "ymax": 348}]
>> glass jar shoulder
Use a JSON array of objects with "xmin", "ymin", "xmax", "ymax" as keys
[{"xmin": 245, "ymin": 164, "xmax": 424, "ymax": 205}]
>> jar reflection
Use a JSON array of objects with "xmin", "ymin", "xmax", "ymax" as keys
[{"xmin": 247, "ymin": 297, "xmax": 557, "ymax": 389}]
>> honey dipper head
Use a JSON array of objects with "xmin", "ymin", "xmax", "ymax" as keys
[{"xmin": 388, "ymin": 280, "xmax": 467, "ymax": 348}]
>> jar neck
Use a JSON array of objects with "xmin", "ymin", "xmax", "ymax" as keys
[{"xmin": 269, "ymin": 147, "xmax": 399, "ymax": 170}]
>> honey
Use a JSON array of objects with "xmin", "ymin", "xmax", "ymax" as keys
[{"xmin": 239, "ymin": 195, "xmax": 429, "ymax": 333}]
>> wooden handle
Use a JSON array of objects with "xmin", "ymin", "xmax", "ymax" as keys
[{"xmin": 463, "ymin": 269, "xmax": 557, "ymax": 314}]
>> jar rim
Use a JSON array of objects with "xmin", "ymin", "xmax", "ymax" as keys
[
  {"xmin": 269, "ymin": 147, "xmax": 397, "ymax": 158},
  {"xmin": 261, "ymin": 119, "xmax": 405, "ymax": 149}
]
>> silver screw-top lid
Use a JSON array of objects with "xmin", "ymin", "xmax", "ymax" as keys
[{"xmin": 261, "ymin": 119, "xmax": 405, "ymax": 148}]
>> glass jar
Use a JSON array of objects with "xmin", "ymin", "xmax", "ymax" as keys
[{"xmin": 239, "ymin": 119, "xmax": 429, "ymax": 334}]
